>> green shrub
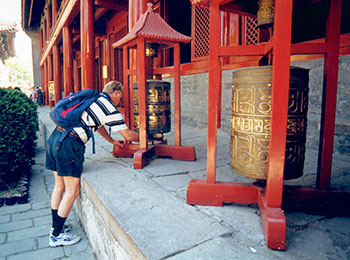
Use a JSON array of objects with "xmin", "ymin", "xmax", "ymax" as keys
[{"xmin": 0, "ymin": 88, "xmax": 39, "ymax": 189}]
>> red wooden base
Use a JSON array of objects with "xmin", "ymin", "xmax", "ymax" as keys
[
  {"xmin": 186, "ymin": 179, "xmax": 350, "ymax": 250},
  {"xmin": 113, "ymin": 141, "xmax": 196, "ymax": 169},
  {"xmin": 282, "ymin": 186, "xmax": 350, "ymax": 217},
  {"xmin": 186, "ymin": 179, "xmax": 286, "ymax": 250}
]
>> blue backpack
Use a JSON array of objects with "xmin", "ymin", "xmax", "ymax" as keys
[{"xmin": 49, "ymin": 89, "xmax": 100, "ymax": 153}]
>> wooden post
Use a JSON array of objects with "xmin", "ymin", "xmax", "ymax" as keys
[
  {"xmin": 174, "ymin": 43, "xmax": 181, "ymax": 146},
  {"xmin": 206, "ymin": 0, "xmax": 220, "ymax": 184},
  {"xmin": 53, "ymin": 44, "xmax": 62, "ymax": 102},
  {"xmin": 123, "ymin": 46, "xmax": 131, "ymax": 128},
  {"xmin": 52, "ymin": 0, "xmax": 58, "ymax": 25},
  {"xmin": 317, "ymin": 0, "xmax": 342, "ymax": 189},
  {"xmin": 266, "ymin": 0, "xmax": 293, "ymax": 207},
  {"xmin": 137, "ymin": 38, "xmax": 147, "ymax": 150},
  {"xmin": 81, "ymin": 0, "xmax": 95, "ymax": 90},
  {"xmin": 63, "ymin": 26, "xmax": 73, "ymax": 95},
  {"xmin": 43, "ymin": 62, "xmax": 48, "ymax": 105},
  {"xmin": 73, "ymin": 59, "xmax": 80, "ymax": 93},
  {"xmin": 46, "ymin": 4, "xmax": 51, "ymax": 38}
]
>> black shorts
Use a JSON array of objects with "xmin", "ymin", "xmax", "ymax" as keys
[{"xmin": 45, "ymin": 128, "xmax": 86, "ymax": 178}]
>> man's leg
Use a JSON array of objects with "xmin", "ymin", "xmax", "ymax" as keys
[
  {"xmin": 51, "ymin": 171, "xmax": 65, "ymax": 230},
  {"xmin": 58, "ymin": 176, "xmax": 81, "ymax": 217},
  {"xmin": 50, "ymin": 176, "xmax": 81, "ymax": 247}
]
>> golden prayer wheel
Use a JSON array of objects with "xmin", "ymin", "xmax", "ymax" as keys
[
  {"xmin": 133, "ymin": 80, "xmax": 171, "ymax": 135},
  {"xmin": 257, "ymin": 0, "xmax": 274, "ymax": 27},
  {"xmin": 230, "ymin": 66, "xmax": 309, "ymax": 180}
]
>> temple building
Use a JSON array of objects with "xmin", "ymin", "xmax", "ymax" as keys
[{"xmin": 0, "ymin": 22, "xmax": 17, "ymax": 86}]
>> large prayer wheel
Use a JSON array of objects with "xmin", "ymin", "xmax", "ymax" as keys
[
  {"xmin": 133, "ymin": 80, "xmax": 171, "ymax": 135},
  {"xmin": 257, "ymin": 0, "xmax": 274, "ymax": 27},
  {"xmin": 230, "ymin": 66, "xmax": 309, "ymax": 180}
]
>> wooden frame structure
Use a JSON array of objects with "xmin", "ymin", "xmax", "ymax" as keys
[
  {"xmin": 112, "ymin": 3, "xmax": 196, "ymax": 169},
  {"xmin": 187, "ymin": 0, "xmax": 350, "ymax": 250}
]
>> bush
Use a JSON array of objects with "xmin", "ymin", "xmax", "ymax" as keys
[{"xmin": 0, "ymin": 88, "xmax": 39, "ymax": 189}]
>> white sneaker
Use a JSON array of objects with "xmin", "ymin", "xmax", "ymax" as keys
[
  {"xmin": 49, "ymin": 231, "xmax": 81, "ymax": 247},
  {"xmin": 50, "ymin": 223, "xmax": 73, "ymax": 234}
]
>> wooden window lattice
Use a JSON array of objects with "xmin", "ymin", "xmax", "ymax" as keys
[
  {"xmin": 245, "ymin": 16, "xmax": 259, "ymax": 45},
  {"xmin": 192, "ymin": 5, "xmax": 210, "ymax": 59},
  {"xmin": 192, "ymin": 6, "xmax": 259, "ymax": 59}
]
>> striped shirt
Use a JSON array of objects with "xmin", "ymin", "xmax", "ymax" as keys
[{"xmin": 72, "ymin": 92, "xmax": 127, "ymax": 143}]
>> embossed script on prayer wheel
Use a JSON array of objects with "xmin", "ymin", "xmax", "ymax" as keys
[
  {"xmin": 133, "ymin": 80, "xmax": 171, "ymax": 135},
  {"xmin": 257, "ymin": 0, "xmax": 274, "ymax": 27},
  {"xmin": 230, "ymin": 66, "xmax": 309, "ymax": 180}
]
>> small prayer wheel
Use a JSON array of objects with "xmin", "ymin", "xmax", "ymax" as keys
[
  {"xmin": 230, "ymin": 66, "xmax": 309, "ymax": 180},
  {"xmin": 257, "ymin": 0, "xmax": 274, "ymax": 27},
  {"xmin": 133, "ymin": 80, "xmax": 171, "ymax": 135}
]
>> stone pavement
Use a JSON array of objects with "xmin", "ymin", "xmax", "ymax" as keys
[{"xmin": 0, "ymin": 127, "xmax": 96, "ymax": 260}]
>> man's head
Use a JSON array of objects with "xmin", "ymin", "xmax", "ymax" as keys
[{"xmin": 103, "ymin": 81, "xmax": 123, "ymax": 106}]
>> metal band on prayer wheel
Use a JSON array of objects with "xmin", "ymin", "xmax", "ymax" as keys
[
  {"xmin": 133, "ymin": 80, "xmax": 171, "ymax": 135},
  {"xmin": 230, "ymin": 66, "xmax": 309, "ymax": 180}
]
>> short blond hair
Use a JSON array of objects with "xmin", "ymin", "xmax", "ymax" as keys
[{"xmin": 102, "ymin": 81, "xmax": 123, "ymax": 95}]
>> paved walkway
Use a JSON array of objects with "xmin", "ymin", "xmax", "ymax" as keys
[{"xmin": 0, "ymin": 129, "xmax": 96, "ymax": 260}]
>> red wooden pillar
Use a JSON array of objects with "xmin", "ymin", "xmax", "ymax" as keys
[
  {"xmin": 81, "ymin": 0, "xmax": 95, "ymax": 90},
  {"xmin": 47, "ymin": 54, "xmax": 53, "ymax": 82},
  {"xmin": 43, "ymin": 61, "xmax": 48, "ymax": 105},
  {"xmin": 46, "ymin": 4, "xmax": 51, "ymax": 38},
  {"xmin": 52, "ymin": 0, "xmax": 58, "ymax": 25},
  {"xmin": 316, "ymin": 0, "xmax": 342, "ymax": 189},
  {"xmin": 40, "ymin": 66, "xmax": 44, "ymax": 104},
  {"xmin": 266, "ymin": 0, "xmax": 293, "ymax": 207},
  {"xmin": 137, "ymin": 38, "xmax": 147, "ymax": 150},
  {"xmin": 123, "ymin": 46, "xmax": 131, "ymax": 128},
  {"xmin": 63, "ymin": 26, "xmax": 73, "ymax": 95},
  {"xmin": 53, "ymin": 45, "xmax": 62, "ymax": 102},
  {"xmin": 174, "ymin": 43, "xmax": 181, "ymax": 146},
  {"xmin": 73, "ymin": 59, "xmax": 80, "ymax": 93},
  {"xmin": 39, "ymin": 29, "xmax": 43, "ymax": 56},
  {"xmin": 43, "ymin": 20, "xmax": 47, "ymax": 49},
  {"xmin": 129, "ymin": 0, "xmax": 149, "ymax": 29},
  {"xmin": 206, "ymin": 0, "xmax": 220, "ymax": 184}
]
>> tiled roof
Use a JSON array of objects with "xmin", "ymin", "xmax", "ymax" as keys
[
  {"xmin": 113, "ymin": 3, "xmax": 191, "ymax": 48},
  {"xmin": 0, "ymin": 23, "xmax": 18, "ymax": 33}
]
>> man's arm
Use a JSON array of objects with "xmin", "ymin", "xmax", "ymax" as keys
[{"xmin": 96, "ymin": 126, "xmax": 124, "ymax": 147}]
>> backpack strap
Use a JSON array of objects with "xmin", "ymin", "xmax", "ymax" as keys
[
  {"xmin": 55, "ymin": 127, "xmax": 71, "ymax": 151},
  {"xmin": 87, "ymin": 127, "xmax": 96, "ymax": 154}
]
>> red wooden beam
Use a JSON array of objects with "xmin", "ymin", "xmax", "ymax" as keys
[
  {"xmin": 265, "ymin": 0, "xmax": 293, "ymax": 208},
  {"xmin": 174, "ymin": 43, "xmax": 181, "ymax": 146},
  {"xmin": 218, "ymin": 43, "xmax": 267, "ymax": 57},
  {"xmin": 94, "ymin": 0, "xmax": 128, "ymax": 11},
  {"xmin": 187, "ymin": 180, "xmax": 258, "ymax": 206},
  {"xmin": 136, "ymin": 38, "xmax": 147, "ymax": 150},
  {"xmin": 291, "ymin": 42, "xmax": 329, "ymax": 55},
  {"xmin": 282, "ymin": 186, "xmax": 350, "ymax": 216},
  {"xmin": 317, "ymin": 0, "xmax": 342, "ymax": 189},
  {"xmin": 206, "ymin": 0, "xmax": 221, "ymax": 184}
]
